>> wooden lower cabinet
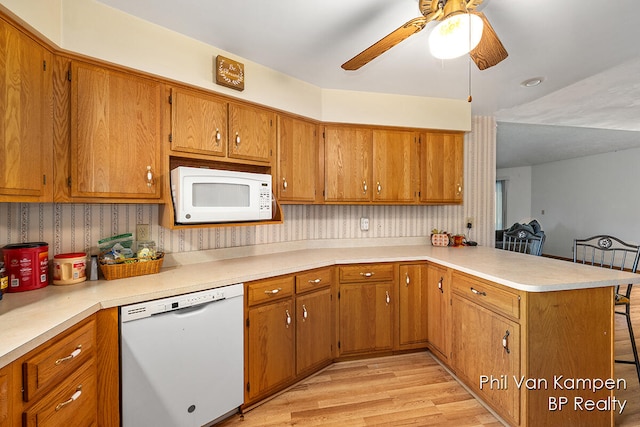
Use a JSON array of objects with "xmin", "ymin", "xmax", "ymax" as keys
[
  {"xmin": 3, "ymin": 309, "xmax": 119, "ymax": 427},
  {"xmin": 426, "ymin": 263, "xmax": 450, "ymax": 361},
  {"xmin": 337, "ymin": 264, "xmax": 395, "ymax": 356},
  {"xmin": 397, "ymin": 263, "xmax": 428, "ymax": 350}
]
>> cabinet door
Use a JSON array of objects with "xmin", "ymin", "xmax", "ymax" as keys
[
  {"xmin": 170, "ymin": 87, "xmax": 227, "ymax": 156},
  {"xmin": 452, "ymin": 294, "xmax": 520, "ymax": 426},
  {"xmin": 398, "ymin": 264, "xmax": 428, "ymax": 348},
  {"xmin": 421, "ymin": 132, "xmax": 464, "ymax": 204},
  {"xmin": 228, "ymin": 103, "xmax": 275, "ymax": 163},
  {"xmin": 70, "ymin": 62, "xmax": 162, "ymax": 199},
  {"xmin": 324, "ymin": 126, "xmax": 372, "ymax": 202},
  {"xmin": 277, "ymin": 115, "xmax": 318, "ymax": 202},
  {"xmin": 296, "ymin": 288, "xmax": 332, "ymax": 375},
  {"xmin": 373, "ymin": 130, "xmax": 417, "ymax": 203},
  {"xmin": 339, "ymin": 282, "xmax": 392, "ymax": 355},
  {"xmin": 426, "ymin": 263, "xmax": 450, "ymax": 359},
  {"xmin": 0, "ymin": 19, "xmax": 52, "ymax": 201},
  {"xmin": 247, "ymin": 299, "xmax": 295, "ymax": 401},
  {"xmin": 0, "ymin": 364, "xmax": 9, "ymax": 426}
]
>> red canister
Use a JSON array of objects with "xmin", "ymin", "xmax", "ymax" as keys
[{"xmin": 2, "ymin": 242, "xmax": 49, "ymax": 292}]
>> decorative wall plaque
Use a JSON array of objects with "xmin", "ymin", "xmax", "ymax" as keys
[{"xmin": 215, "ymin": 55, "xmax": 245, "ymax": 91}]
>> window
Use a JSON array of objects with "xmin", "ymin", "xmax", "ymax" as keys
[{"xmin": 496, "ymin": 180, "xmax": 507, "ymax": 230}]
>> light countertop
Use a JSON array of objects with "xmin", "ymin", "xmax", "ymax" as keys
[{"xmin": 1, "ymin": 240, "xmax": 638, "ymax": 368}]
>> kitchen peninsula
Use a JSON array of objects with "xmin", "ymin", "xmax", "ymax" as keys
[{"xmin": 1, "ymin": 242, "xmax": 637, "ymax": 426}]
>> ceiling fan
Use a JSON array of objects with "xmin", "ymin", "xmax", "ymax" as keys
[{"xmin": 341, "ymin": 0, "xmax": 508, "ymax": 71}]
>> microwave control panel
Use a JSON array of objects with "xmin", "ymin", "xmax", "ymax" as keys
[{"xmin": 260, "ymin": 184, "xmax": 271, "ymax": 214}]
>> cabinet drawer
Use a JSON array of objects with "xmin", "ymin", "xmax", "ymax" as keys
[
  {"xmin": 339, "ymin": 264, "xmax": 395, "ymax": 283},
  {"xmin": 452, "ymin": 273, "xmax": 521, "ymax": 319},
  {"xmin": 23, "ymin": 359, "xmax": 97, "ymax": 427},
  {"xmin": 296, "ymin": 267, "xmax": 333, "ymax": 294},
  {"xmin": 23, "ymin": 318, "xmax": 96, "ymax": 402},
  {"xmin": 247, "ymin": 276, "xmax": 294, "ymax": 306}
]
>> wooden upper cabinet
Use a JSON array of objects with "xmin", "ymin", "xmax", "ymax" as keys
[
  {"xmin": 228, "ymin": 102, "xmax": 275, "ymax": 164},
  {"xmin": 70, "ymin": 62, "xmax": 162, "ymax": 200},
  {"xmin": 372, "ymin": 130, "xmax": 418, "ymax": 203},
  {"xmin": 277, "ymin": 115, "xmax": 318, "ymax": 203},
  {"xmin": 169, "ymin": 87, "xmax": 227, "ymax": 157},
  {"xmin": 0, "ymin": 18, "xmax": 53, "ymax": 202},
  {"xmin": 324, "ymin": 125, "xmax": 372, "ymax": 202},
  {"xmin": 421, "ymin": 132, "xmax": 464, "ymax": 204}
]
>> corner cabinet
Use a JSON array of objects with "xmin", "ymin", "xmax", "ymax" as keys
[
  {"xmin": 426, "ymin": 263, "xmax": 451, "ymax": 361},
  {"xmin": 421, "ymin": 132, "xmax": 464, "ymax": 204},
  {"xmin": 68, "ymin": 61, "xmax": 163, "ymax": 201},
  {"xmin": 276, "ymin": 115, "xmax": 319, "ymax": 203},
  {"xmin": 0, "ymin": 17, "xmax": 53, "ymax": 202}
]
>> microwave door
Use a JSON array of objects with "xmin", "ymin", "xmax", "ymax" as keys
[{"xmin": 183, "ymin": 178, "xmax": 261, "ymax": 223}]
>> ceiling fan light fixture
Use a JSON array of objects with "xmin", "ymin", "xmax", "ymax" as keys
[{"xmin": 429, "ymin": 13, "xmax": 483, "ymax": 60}]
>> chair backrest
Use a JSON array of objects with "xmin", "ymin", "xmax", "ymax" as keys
[
  {"xmin": 502, "ymin": 228, "xmax": 545, "ymax": 256},
  {"xmin": 573, "ymin": 235, "xmax": 640, "ymax": 274}
]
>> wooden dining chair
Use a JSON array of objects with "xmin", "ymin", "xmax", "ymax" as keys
[
  {"xmin": 501, "ymin": 228, "xmax": 545, "ymax": 256},
  {"xmin": 573, "ymin": 235, "xmax": 640, "ymax": 384}
]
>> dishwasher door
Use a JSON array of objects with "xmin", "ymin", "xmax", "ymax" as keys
[{"xmin": 120, "ymin": 284, "xmax": 243, "ymax": 427}]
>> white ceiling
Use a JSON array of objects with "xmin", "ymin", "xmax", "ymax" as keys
[{"xmin": 97, "ymin": 0, "xmax": 640, "ymax": 168}]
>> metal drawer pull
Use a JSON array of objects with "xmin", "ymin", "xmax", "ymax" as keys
[
  {"xmin": 385, "ymin": 291, "xmax": 391, "ymax": 305},
  {"xmin": 438, "ymin": 277, "xmax": 444, "ymax": 293},
  {"xmin": 55, "ymin": 385, "xmax": 82, "ymax": 411},
  {"xmin": 55, "ymin": 345, "xmax": 82, "ymax": 365},
  {"xmin": 502, "ymin": 330, "xmax": 511, "ymax": 354},
  {"xmin": 360, "ymin": 272, "xmax": 375, "ymax": 278},
  {"xmin": 405, "ymin": 273, "xmax": 410, "ymax": 286},
  {"xmin": 285, "ymin": 310, "xmax": 292, "ymax": 328},
  {"xmin": 470, "ymin": 287, "xmax": 486, "ymax": 296},
  {"xmin": 264, "ymin": 288, "xmax": 282, "ymax": 295},
  {"xmin": 308, "ymin": 278, "xmax": 321, "ymax": 284},
  {"xmin": 302, "ymin": 305, "xmax": 308, "ymax": 321}
]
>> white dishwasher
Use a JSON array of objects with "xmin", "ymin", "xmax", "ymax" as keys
[{"xmin": 120, "ymin": 283, "xmax": 244, "ymax": 427}]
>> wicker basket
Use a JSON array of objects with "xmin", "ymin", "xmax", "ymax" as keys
[{"xmin": 99, "ymin": 253, "xmax": 164, "ymax": 280}]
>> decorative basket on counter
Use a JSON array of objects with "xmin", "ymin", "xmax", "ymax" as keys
[
  {"xmin": 431, "ymin": 233, "xmax": 450, "ymax": 247},
  {"xmin": 99, "ymin": 253, "xmax": 164, "ymax": 280}
]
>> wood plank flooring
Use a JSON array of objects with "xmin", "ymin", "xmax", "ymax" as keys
[{"xmin": 218, "ymin": 286, "xmax": 640, "ymax": 426}]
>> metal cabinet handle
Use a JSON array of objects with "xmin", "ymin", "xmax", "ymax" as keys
[
  {"xmin": 385, "ymin": 290, "xmax": 391, "ymax": 305},
  {"xmin": 285, "ymin": 309, "xmax": 292, "ymax": 328},
  {"xmin": 264, "ymin": 288, "xmax": 282, "ymax": 295},
  {"xmin": 55, "ymin": 345, "xmax": 82, "ymax": 365},
  {"xmin": 456, "ymin": 183, "xmax": 463, "ymax": 196},
  {"xmin": 215, "ymin": 128, "xmax": 221, "ymax": 144},
  {"xmin": 360, "ymin": 272, "xmax": 374, "ymax": 278},
  {"xmin": 470, "ymin": 287, "xmax": 486, "ymax": 296},
  {"xmin": 235, "ymin": 132, "xmax": 241, "ymax": 145},
  {"xmin": 438, "ymin": 277, "xmax": 444, "ymax": 294},
  {"xmin": 502, "ymin": 330, "xmax": 511, "ymax": 354},
  {"xmin": 362, "ymin": 180, "xmax": 368, "ymax": 194},
  {"xmin": 302, "ymin": 304, "xmax": 308, "ymax": 321},
  {"xmin": 282, "ymin": 178, "xmax": 288, "ymax": 190},
  {"xmin": 405, "ymin": 273, "xmax": 410, "ymax": 287},
  {"xmin": 308, "ymin": 278, "xmax": 321, "ymax": 284},
  {"xmin": 377, "ymin": 182, "xmax": 382, "ymax": 194},
  {"xmin": 55, "ymin": 385, "xmax": 82, "ymax": 411},
  {"xmin": 146, "ymin": 166, "xmax": 154, "ymax": 187}
]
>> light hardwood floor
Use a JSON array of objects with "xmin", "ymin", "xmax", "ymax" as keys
[{"xmin": 219, "ymin": 287, "xmax": 640, "ymax": 426}]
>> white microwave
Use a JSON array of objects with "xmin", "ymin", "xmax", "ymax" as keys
[{"xmin": 171, "ymin": 166, "xmax": 272, "ymax": 224}]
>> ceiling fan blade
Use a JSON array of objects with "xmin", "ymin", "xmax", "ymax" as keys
[
  {"xmin": 469, "ymin": 12, "xmax": 508, "ymax": 70},
  {"xmin": 341, "ymin": 17, "xmax": 427, "ymax": 71}
]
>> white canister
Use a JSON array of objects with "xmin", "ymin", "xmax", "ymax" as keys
[{"xmin": 53, "ymin": 253, "xmax": 87, "ymax": 285}]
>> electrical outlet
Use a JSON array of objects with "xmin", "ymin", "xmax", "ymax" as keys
[
  {"xmin": 136, "ymin": 224, "xmax": 150, "ymax": 241},
  {"xmin": 466, "ymin": 217, "xmax": 474, "ymax": 229},
  {"xmin": 360, "ymin": 217, "xmax": 369, "ymax": 231}
]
